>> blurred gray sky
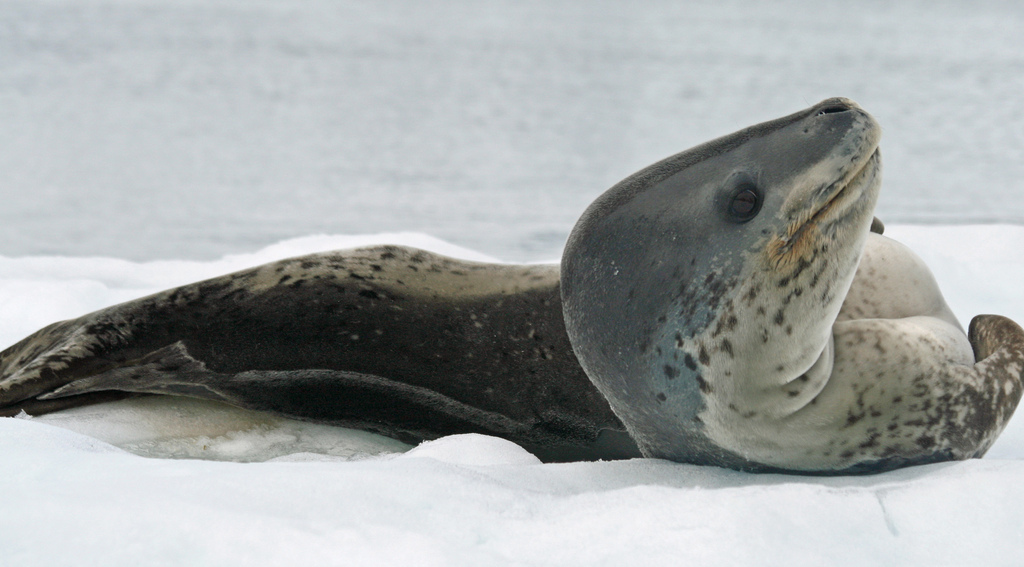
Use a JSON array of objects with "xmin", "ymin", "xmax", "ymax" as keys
[{"xmin": 1, "ymin": 0, "xmax": 1022, "ymax": 261}]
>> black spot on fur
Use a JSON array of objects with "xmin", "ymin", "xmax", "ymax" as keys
[
  {"xmin": 915, "ymin": 435, "xmax": 936, "ymax": 449},
  {"xmin": 656, "ymin": 393, "xmax": 667, "ymax": 402},
  {"xmin": 683, "ymin": 353, "xmax": 697, "ymax": 371},
  {"xmin": 358, "ymin": 290, "xmax": 380, "ymax": 300},
  {"xmin": 744, "ymin": 286, "xmax": 758, "ymax": 303},
  {"xmin": 663, "ymin": 365, "xmax": 679, "ymax": 379},
  {"xmin": 695, "ymin": 374, "xmax": 712, "ymax": 394},
  {"xmin": 720, "ymin": 339, "xmax": 733, "ymax": 358},
  {"xmin": 698, "ymin": 345, "xmax": 710, "ymax": 365}
]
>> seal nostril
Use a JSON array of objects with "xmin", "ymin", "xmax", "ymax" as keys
[{"xmin": 817, "ymin": 105, "xmax": 848, "ymax": 116}]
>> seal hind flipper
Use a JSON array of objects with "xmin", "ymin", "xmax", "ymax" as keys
[
  {"xmin": 968, "ymin": 314, "xmax": 1024, "ymax": 363},
  {"xmin": 39, "ymin": 342, "xmax": 213, "ymax": 400},
  {"xmin": 965, "ymin": 314, "xmax": 1024, "ymax": 457},
  {"xmin": 0, "ymin": 391, "xmax": 135, "ymax": 418},
  {"xmin": 0, "ymin": 318, "xmax": 127, "ymax": 407}
]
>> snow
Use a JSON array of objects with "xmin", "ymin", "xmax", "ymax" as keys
[{"xmin": 2, "ymin": 227, "xmax": 1024, "ymax": 567}]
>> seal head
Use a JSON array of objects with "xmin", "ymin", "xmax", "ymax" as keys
[
  {"xmin": 563, "ymin": 98, "xmax": 886, "ymax": 470},
  {"xmin": 564, "ymin": 98, "xmax": 1023, "ymax": 474}
]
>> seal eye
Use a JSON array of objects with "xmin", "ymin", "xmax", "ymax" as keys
[{"xmin": 727, "ymin": 183, "xmax": 762, "ymax": 223}]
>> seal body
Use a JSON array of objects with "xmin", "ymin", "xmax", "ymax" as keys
[
  {"xmin": 2, "ymin": 98, "xmax": 1022, "ymax": 473},
  {"xmin": 0, "ymin": 248, "xmax": 637, "ymax": 462}
]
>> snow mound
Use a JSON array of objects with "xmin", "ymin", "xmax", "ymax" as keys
[{"xmin": 402, "ymin": 434, "xmax": 543, "ymax": 467}]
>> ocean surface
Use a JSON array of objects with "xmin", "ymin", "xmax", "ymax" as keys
[{"xmin": 2, "ymin": 0, "xmax": 1023, "ymax": 262}]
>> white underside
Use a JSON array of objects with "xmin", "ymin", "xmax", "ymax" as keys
[{"xmin": 701, "ymin": 233, "xmax": 977, "ymax": 468}]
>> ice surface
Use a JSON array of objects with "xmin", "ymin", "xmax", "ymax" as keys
[{"xmin": 1, "ymin": 227, "xmax": 1023, "ymax": 567}]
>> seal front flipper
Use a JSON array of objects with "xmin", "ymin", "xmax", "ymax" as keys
[
  {"xmin": 39, "ymin": 341, "xmax": 639, "ymax": 461},
  {"xmin": 870, "ymin": 216, "xmax": 885, "ymax": 234},
  {"xmin": 38, "ymin": 340, "xmax": 531, "ymax": 440}
]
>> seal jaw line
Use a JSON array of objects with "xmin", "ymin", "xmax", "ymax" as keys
[{"xmin": 768, "ymin": 148, "xmax": 880, "ymax": 268}]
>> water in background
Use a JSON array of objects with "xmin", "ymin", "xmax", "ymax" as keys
[{"xmin": 1, "ymin": 0, "xmax": 1022, "ymax": 262}]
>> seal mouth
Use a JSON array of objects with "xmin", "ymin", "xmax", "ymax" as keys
[{"xmin": 772, "ymin": 149, "xmax": 880, "ymax": 259}]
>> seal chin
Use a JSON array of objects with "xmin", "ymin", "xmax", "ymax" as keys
[
  {"xmin": 768, "ymin": 148, "xmax": 881, "ymax": 268},
  {"xmin": 819, "ymin": 148, "xmax": 881, "ymax": 223}
]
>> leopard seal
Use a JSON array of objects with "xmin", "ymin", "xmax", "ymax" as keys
[
  {"xmin": 1, "ymin": 97, "xmax": 1022, "ymax": 473},
  {"xmin": 561, "ymin": 97, "xmax": 1023, "ymax": 473}
]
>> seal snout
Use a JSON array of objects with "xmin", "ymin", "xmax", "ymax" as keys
[
  {"xmin": 812, "ymin": 97, "xmax": 862, "ymax": 116},
  {"xmin": 769, "ymin": 101, "xmax": 882, "ymax": 264}
]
